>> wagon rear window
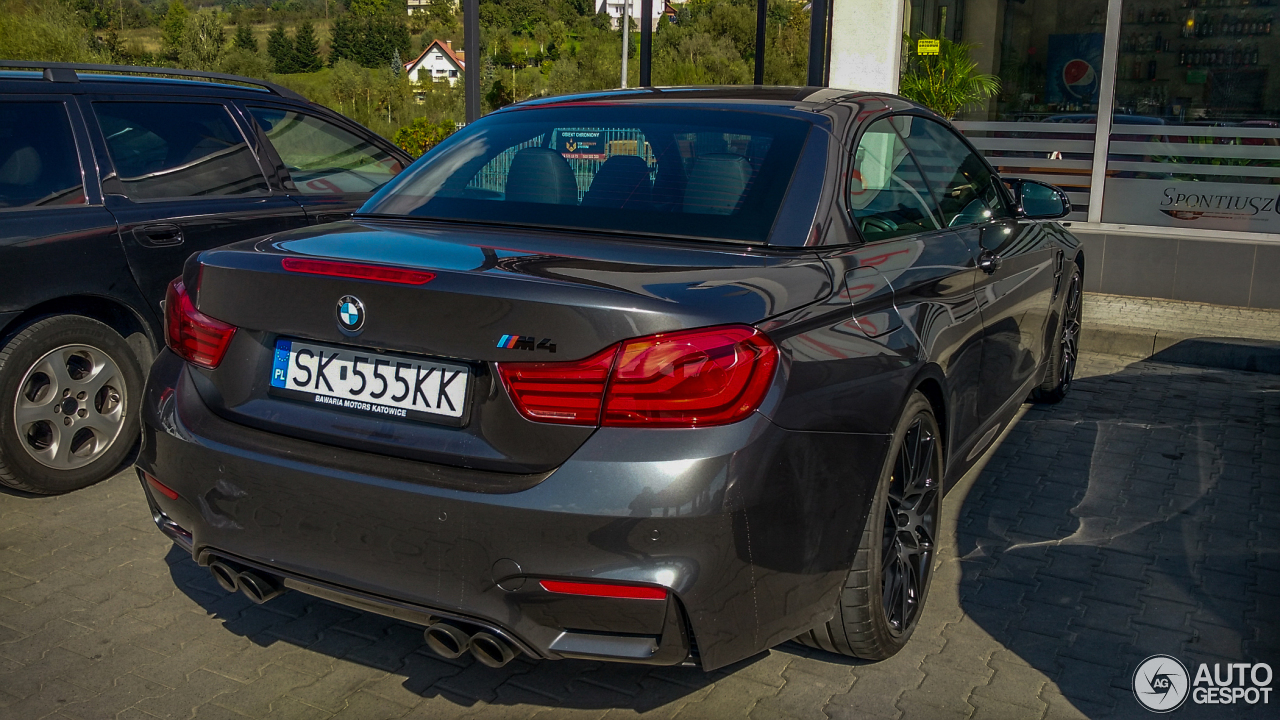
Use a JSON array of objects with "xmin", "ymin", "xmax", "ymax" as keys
[{"xmin": 363, "ymin": 106, "xmax": 811, "ymax": 244}]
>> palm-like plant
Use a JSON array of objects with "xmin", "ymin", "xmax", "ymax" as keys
[{"xmin": 899, "ymin": 34, "xmax": 1000, "ymax": 119}]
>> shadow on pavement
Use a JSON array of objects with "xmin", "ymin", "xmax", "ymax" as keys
[
  {"xmin": 955, "ymin": 358, "xmax": 1280, "ymax": 718},
  {"xmin": 164, "ymin": 542, "xmax": 746, "ymax": 710}
]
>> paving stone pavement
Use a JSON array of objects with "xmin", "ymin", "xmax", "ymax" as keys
[{"xmin": 0, "ymin": 352, "xmax": 1276, "ymax": 719}]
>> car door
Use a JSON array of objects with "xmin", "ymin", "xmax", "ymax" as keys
[
  {"xmin": 836, "ymin": 116, "xmax": 986, "ymax": 452},
  {"xmin": 82, "ymin": 97, "xmax": 308, "ymax": 318},
  {"xmin": 242, "ymin": 104, "xmax": 408, "ymax": 225},
  {"xmin": 0, "ymin": 96, "xmax": 130, "ymax": 323},
  {"xmin": 900, "ymin": 116, "xmax": 1059, "ymax": 423}
]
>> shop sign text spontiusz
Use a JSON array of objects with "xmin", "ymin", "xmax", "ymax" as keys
[{"xmin": 1103, "ymin": 178, "xmax": 1280, "ymax": 233}]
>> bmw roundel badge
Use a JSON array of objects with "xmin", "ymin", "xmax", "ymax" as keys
[{"xmin": 336, "ymin": 295, "xmax": 365, "ymax": 335}]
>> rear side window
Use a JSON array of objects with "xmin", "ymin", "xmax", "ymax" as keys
[
  {"xmin": 365, "ymin": 106, "xmax": 810, "ymax": 244},
  {"xmin": 899, "ymin": 117, "xmax": 1008, "ymax": 228},
  {"xmin": 848, "ymin": 118, "xmax": 940, "ymax": 241},
  {"xmin": 248, "ymin": 107, "xmax": 403, "ymax": 194},
  {"xmin": 94, "ymin": 102, "xmax": 268, "ymax": 200},
  {"xmin": 0, "ymin": 102, "xmax": 85, "ymax": 211}
]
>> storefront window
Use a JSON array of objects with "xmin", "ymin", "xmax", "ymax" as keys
[
  {"xmin": 916, "ymin": 0, "xmax": 1107, "ymax": 221},
  {"xmin": 1101, "ymin": 0, "xmax": 1280, "ymax": 233}
]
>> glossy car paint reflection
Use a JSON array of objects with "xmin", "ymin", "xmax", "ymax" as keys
[{"xmin": 138, "ymin": 87, "xmax": 1084, "ymax": 671}]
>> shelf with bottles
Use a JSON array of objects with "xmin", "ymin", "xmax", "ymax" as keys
[
  {"xmin": 1179, "ymin": 11, "xmax": 1273, "ymax": 36},
  {"xmin": 1177, "ymin": 0, "xmax": 1275, "ymax": 8},
  {"xmin": 1176, "ymin": 44, "xmax": 1265, "ymax": 65}
]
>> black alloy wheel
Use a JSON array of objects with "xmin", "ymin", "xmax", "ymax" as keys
[
  {"xmin": 880, "ymin": 415, "xmax": 940, "ymax": 637},
  {"xmin": 795, "ymin": 391, "xmax": 943, "ymax": 660},
  {"xmin": 1032, "ymin": 265, "xmax": 1082, "ymax": 404}
]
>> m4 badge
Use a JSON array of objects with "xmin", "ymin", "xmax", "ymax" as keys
[{"xmin": 497, "ymin": 334, "xmax": 557, "ymax": 353}]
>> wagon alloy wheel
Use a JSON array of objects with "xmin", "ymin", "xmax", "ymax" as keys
[
  {"xmin": 1058, "ymin": 273, "xmax": 1082, "ymax": 393},
  {"xmin": 880, "ymin": 416, "xmax": 939, "ymax": 637},
  {"xmin": 1, "ymin": 315, "xmax": 143, "ymax": 494},
  {"xmin": 14, "ymin": 344, "xmax": 127, "ymax": 470}
]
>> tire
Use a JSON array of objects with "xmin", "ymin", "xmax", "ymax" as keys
[
  {"xmin": 1031, "ymin": 265, "xmax": 1082, "ymax": 404},
  {"xmin": 0, "ymin": 315, "xmax": 144, "ymax": 495},
  {"xmin": 796, "ymin": 391, "xmax": 942, "ymax": 660}
]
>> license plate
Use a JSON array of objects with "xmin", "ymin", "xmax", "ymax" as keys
[{"xmin": 269, "ymin": 339, "xmax": 469, "ymax": 424}]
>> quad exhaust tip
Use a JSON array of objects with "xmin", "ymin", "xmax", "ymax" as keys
[
  {"xmin": 423, "ymin": 622, "xmax": 518, "ymax": 667},
  {"xmin": 207, "ymin": 560, "xmax": 286, "ymax": 605}
]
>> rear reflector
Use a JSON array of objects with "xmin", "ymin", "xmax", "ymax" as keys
[
  {"xmin": 497, "ymin": 324, "xmax": 777, "ymax": 429},
  {"xmin": 165, "ymin": 279, "xmax": 237, "ymax": 370},
  {"xmin": 143, "ymin": 472, "xmax": 180, "ymax": 500},
  {"xmin": 497, "ymin": 345, "xmax": 618, "ymax": 425},
  {"xmin": 539, "ymin": 579, "xmax": 668, "ymax": 600},
  {"xmin": 282, "ymin": 258, "xmax": 435, "ymax": 285}
]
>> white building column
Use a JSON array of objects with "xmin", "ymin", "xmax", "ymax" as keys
[{"xmin": 828, "ymin": 0, "xmax": 907, "ymax": 93}]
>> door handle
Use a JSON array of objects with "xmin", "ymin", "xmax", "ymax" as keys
[
  {"xmin": 133, "ymin": 223, "xmax": 184, "ymax": 247},
  {"xmin": 315, "ymin": 212, "xmax": 353, "ymax": 225},
  {"xmin": 978, "ymin": 250, "xmax": 1001, "ymax": 275}
]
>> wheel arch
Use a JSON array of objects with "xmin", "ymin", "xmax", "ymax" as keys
[
  {"xmin": 0, "ymin": 295, "xmax": 159, "ymax": 371},
  {"xmin": 907, "ymin": 364, "xmax": 949, "ymax": 459}
]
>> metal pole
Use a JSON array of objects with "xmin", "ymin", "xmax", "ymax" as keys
[
  {"xmin": 464, "ymin": 0, "xmax": 479, "ymax": 122},
  {"xmin": 807, "ymin": 0, "xmax": 829, "ymax": 87},
  {"xmin": 1087, "ymin": 0, "xmax": 1123, "ymax": 224},
  {"xmin": 754, "ymin": 0, "xmax": 767, "ymax": 85},
  {"xmin": 620, "ymin": 0, "xmax": 630, "ymax": 89},
  {"xmin": 640, "ymin": 0, "xmax": 653, "ymax": 87}
]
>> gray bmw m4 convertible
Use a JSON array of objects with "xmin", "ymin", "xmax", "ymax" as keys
[{"xmin": 139, "ymin": 87, "xmax": 1083, "ymax": 671}]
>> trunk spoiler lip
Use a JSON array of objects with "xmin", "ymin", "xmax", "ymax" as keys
[{"xmin": 344, "ymin": 213, "xmax": 806, "ymax": 256}]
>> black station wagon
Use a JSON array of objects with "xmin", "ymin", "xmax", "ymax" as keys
[
  {"xmin": 137, "ymin": 87, "xmax": 1083, "ymax": 671},
  {"xmin": 0, "ymin": 62, "xmax": 411, "ymax": 495}
]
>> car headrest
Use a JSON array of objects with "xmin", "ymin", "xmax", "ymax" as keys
[
  {"xmin": 683, "ymin": 153, "xmax": 752, "ymax": 215},
  {"xmin": 506, "ymin": 147, "xmax": 578, "ymax": 205},
  {"xmin": 0, "ymin": 146, "xmax": 42, "ymax": 186},
  {"xmin": 582, "ymin": 155, "xmax": 652, "ymax": 209}
]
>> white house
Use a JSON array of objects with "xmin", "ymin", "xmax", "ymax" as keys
[
  {"xmin": 407, "ymin": 0, "xmax": 456, "ymax": 15},
  {"xmin": 404, "ymin": 39, "xmax": 465, "ymax": 87},
  {"xmin": 594, "ymin": 0, "xmax": 670, "ymax": 31}
]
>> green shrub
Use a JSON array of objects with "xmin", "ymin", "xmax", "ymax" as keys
[{"xmin": 392, "ymin": 116, "xmax": 457, "ymax": 157}]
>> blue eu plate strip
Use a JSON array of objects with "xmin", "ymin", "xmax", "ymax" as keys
[{"xmin": 271, "ymin": 339, "xmax": 291, "ymax": 388}]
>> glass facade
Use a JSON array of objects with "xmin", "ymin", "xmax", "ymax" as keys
[{"xmin": 911, "ymin": 0, "xmax": 1280, "ymax": 236}]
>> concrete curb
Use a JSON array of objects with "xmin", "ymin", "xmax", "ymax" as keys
[{"xmin": 1082, "ymin": 323, "xmax": 1280, "ymax": 374}]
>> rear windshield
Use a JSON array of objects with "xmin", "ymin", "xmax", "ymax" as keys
[{"xmin": 362, "ymin": 106, "xmax": 811, "ymax": 244}]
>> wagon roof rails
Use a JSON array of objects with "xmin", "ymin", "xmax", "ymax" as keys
[{"xmin": 0, "ymin": 60, "xmax": 310, "ymax": 103}]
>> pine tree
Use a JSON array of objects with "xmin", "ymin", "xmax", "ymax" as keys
[
  {"xmin": 266, "ymin": 22, "xmax": 297, "ymax": 74},
  {"xmin": 329, "ymin": 13, "xmax": 356, "ymax": 66},
  {"xmin": 293, "ymin": 21, "xmax": 323, "ymax": 72},
  {"xmin": 233, "ymin": 23, "xmax": 258, "ymax": 54}
]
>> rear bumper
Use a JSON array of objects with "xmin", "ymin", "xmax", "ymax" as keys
[{"xmin": 138, "ymin": 350, "xmax": 890, "ymax": 671}]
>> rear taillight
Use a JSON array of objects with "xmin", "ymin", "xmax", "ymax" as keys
[
  {"xmin": 165, "ymin": 278, "xmax": 237, "ymax": 369},
  {"xmin": 498, "ymin": 325, "xmax": 777, "ymax": 429},
  {"xmin": 604, "ymin": 326, "xmax": 777, "ymax": 427},
  {"xmin": 497, "ymin": 346, "xmax": 618, "ymax": 425}
]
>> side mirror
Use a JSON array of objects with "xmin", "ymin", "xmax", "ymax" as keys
[{"xmin": 1004, "ymin": 178, "xmax": 1072, "ymax": 220}]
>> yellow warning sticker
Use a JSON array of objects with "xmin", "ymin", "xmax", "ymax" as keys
[{"xmin": 917, "ymin": 39, "xmax": 940, "ymax": 56}]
